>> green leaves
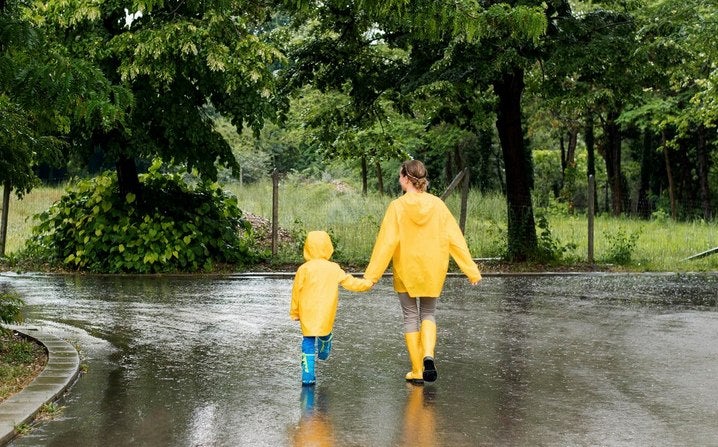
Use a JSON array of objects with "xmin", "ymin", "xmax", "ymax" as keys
[{"xmin": 24, "ymin": 163, "xmax": 260, "ymax": 273}]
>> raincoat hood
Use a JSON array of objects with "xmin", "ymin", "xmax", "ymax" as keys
[
  {"xmin": 303, "ymin": 230, "xmax": 334, "ymax": 261},
  {"xmin": 291, "ymin": 231, "xmax": 372, "ymax": 336},
  {"xmin": 398, "ymin": 192, "xmax": 435, "ymax": 226}
]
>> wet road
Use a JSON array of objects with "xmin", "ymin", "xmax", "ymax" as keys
[{"xmin": 1, "ymin": 273, "xmax": 717, "ymax": 446}]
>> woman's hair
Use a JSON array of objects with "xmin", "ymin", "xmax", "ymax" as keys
[{"xmin": 401, "ymin": 160, "xmax": 429, "ymax": 192}]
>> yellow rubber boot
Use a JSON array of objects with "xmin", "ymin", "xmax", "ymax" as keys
[
  {"xmin": 420, "ymin": 320, "xmax": 437, "ymax": 382},
  {"xmin": 404, "ymin": 332, "xmax": 424, "ymax": 384}
]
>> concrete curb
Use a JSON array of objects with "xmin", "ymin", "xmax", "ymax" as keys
[{"xmin": 0, "ymin": 325, "xmax": 81, "ymax": 446}]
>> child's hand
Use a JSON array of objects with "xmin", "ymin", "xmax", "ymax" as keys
[{"xmin": 360, "ymin": 278, "xmax": 374, "ymax": 291}]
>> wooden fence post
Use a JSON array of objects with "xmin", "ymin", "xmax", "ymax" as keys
[
  {"xmin": 460, "ymin": 168, "xmax": 470, "ymax": 233},
  {"xmin": 440, "ymin": 168, "xmax": 467, "ymax": 201},
  {"xmin": 441, "ymin": 168, "xmax": 470, "ymax": 233},
  {"xmin": 272, "ymin": 169, "xmax": 279, "ymax": 257},
  {"xmin": 588, "ymin": 174, "xmax": 595, "ymax": 264}
]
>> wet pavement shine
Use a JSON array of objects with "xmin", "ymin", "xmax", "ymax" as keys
[{"xmin": 0, "ymin": 272, "xmax": 717, "ymax": 446}]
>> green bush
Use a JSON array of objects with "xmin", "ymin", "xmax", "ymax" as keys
[
  {"xmin": 533, "ymin": 214, "xmax": 577, "ymax": 263},
  {"xmin": 603, "ymin": 227, "xmax": 641, "ymax": 265},
  {"xmin": 0, "ymin": 292, "xmax": 24, "ymax": 325},
  {"xmin": 24, "ymin": 160, "xmax": 260, "ymax": 273}
]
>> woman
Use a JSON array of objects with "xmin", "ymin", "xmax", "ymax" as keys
[{"xmin": 364, "ymin": 160, "xmax": 481, "ymax": 384}]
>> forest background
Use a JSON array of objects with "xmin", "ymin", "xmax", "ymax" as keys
[{"xmin": 1, "ymin": 0, "xmax": 718, "ymax": 273}]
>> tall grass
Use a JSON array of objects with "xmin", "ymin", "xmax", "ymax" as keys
[
  {"xmin": 4, "ymin": 179, "xmax": 718, "ymax": 271},
  {"xmin": 226, "ymin": 177, "xmax": 510, "ymax": 264},
  {"xmin": 2, "ymin": 186, "xmax": 65, "ymax": 255}
]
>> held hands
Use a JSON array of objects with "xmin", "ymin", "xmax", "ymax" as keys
[{"xmin": 359, "ymin": 278, "xmax": 374, "ymax": 291}]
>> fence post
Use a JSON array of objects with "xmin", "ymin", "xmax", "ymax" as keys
[
  {"xmin": 440, "ymin": 168, "xmax": 467, "ymax": 200},
  {"xmin": 460, "ymin": 168, "xmax": 470, "ymax": 233},
  {"xmin": 587, "ymin": 174, "xmax": 595, "ymax": 264},
  {"xmin": 272, "ymin": 169, "xmax": 279, "ymax": 257}
]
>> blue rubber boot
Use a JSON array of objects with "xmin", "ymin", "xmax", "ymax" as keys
[
  {"xmin": 302, "ymin": 353, "xmax": 316, "ymax": 386},
  {"xmin": 301, "ymin": 337, "xmax": 317, "ymax": 386},
  {"xmin": 317, "ymin": 333, "xmax": 333, "ymax": 361}
]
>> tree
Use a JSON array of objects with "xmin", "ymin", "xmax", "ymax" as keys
[
  {"xmin": 35, "ymin": 0, "xmax": 287, "ymax": 197},
  {"xmin": 623, "ymin": 0, "xmax": 718, "ymax": 220},
  {"xmin": 537, "ymin": 7, "xmax": 642, "ymax": 217},
  {"xmin": 1, "ymin": 0, "xmax": 122, "ymax": 254},
  {"xmin": 281, "ymin": 0, "xmax": 547, "ymax": 260}
]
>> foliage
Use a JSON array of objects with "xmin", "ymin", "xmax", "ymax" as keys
[
  {"xmin": 27, "ymin": 0, "xmax": 286, "ymax": 188},
  {"xmin": 24, "ymin": 161, "xmax": 259, "ymax": 273},
  {"xmin": 532, "ymin": 150, "xmax": 562, "ymax": 207},
  {"xmin": 533, "ymin": 214, "xmax": 577, "ymax": 263},
  {"xmin": 0, "ymin": 291, "xmax": 24, "ymax": 325},
  {"xmin": 602, "ymin": 226, "xmax": 641, "ymax": 265},
  {"xmin": 213, "ymin": 117, "xmax": 273, "ymax": 183}
]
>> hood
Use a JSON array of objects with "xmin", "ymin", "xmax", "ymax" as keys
[
  {"xmin": 399, "ymin": 192, "xmax": 435, "ymax": 226},
  {"xmin": 303, "ymin": 230, "xmax": 334, "ymax": 261}
]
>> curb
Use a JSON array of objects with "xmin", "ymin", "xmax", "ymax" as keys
[{"xmin": 0, "ymin": 325, "xmax": 81, "ymax": 446}]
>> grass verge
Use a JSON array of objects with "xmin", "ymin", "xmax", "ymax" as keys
[{"xmin": 0, "ymin": 330, "xmax": 47, "ymax": 402}]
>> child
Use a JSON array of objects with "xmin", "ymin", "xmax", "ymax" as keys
[{"xmin": 290, "ymin": 230, "xmax": 373, "ymax": 386}]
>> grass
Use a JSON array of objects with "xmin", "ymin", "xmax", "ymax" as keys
[
  {"xmin": 0, "ymin": 330, "xmax": 47, "ymax": 402},
  {"xmin": 3, "ymin": 178, "xmax": 718, "ymax": 271},
  {"xmin": 2, "ymin": 186, "xmax": 65, "ymax": 255}
]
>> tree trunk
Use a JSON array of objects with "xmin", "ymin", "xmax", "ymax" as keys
[
  {"xmin": 697, "ymin": 127, "xmax": 712, "ymax": 220},
  {"xmin": 478, "ymin": 131, "xmax": 493, "ymax": 193},
  {"xmin": 454, "ymin": 145, "xmax": 466, "ymax": 177},
  {"xmin": 361, "ymin": 155, "xmax": 368, "ymax": 195},
  {"xmin": 116, "ymin": 154, "xmax": 141, "ymax": 200},
  {"xmin": 493, "ymin": 68, "xmax": 537, "ymax": 262},
  {"xmin": 602, "ymin": 111, "xmax": 623, "ymax": 216},
  {"xmin": 662, "ymin": 132, "xmax": 677, "ymax": 220},
  {"xmin": 561, "ymin": 128, "xmax": 578, "ymax": 212},
  {"xmin": 636, "ymin": 130, "xmax": 653, "ymax": 218},
  {"xmin": 559, "ymin": 133, "xmax": 566, "ymax": 176},
  {"xmin": 585, "ymin": 113, "xmax": 597, "ymax": 212},
  {"xmin": 0, "ymin": 182, "xmax": 10, "ymax": 257},
  {"xmin": 565, "ymin": 129, "xmax": 577, "ymax": 171},
  {"xmin": 375, "ymin": 161, "xmax": 384, "ymax": 195}
]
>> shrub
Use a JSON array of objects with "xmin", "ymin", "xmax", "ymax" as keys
[
  {"xmin": 24, "ymin": 160, "xmax": 260, "ymax": 273},
  {"xmin": 533, "ymin": 214, "xmax": 577, "ymax": 263},
  {"xmin": 0, "ymin": 292, "xmax": 24, "ymax": 325},
  {"xmin": 603, "ymin": 227, "xmax": 641, "ymax": 265}
]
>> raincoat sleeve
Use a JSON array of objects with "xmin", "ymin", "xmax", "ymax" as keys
[
  {"xmin": 364, "ymin": 202, "xmax": 400, "ymax": 283},
  {"xmin": 446, "ymin": 210, "xmax": 482, "ymax": 284},
  {"xmin": 289, "ymin": 267, "xmax": 305, "ymax": 320},
  {"xmin": 339, "ymin": 274, "xmax": 374, "ymax": 292}
]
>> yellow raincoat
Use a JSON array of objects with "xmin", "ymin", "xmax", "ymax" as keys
[
  {"xmin": 290, "ymin": 231, "xmax": 372, "ymax": 336},
  {"xmin": 364, "ymin": 192, "xmax": 481, "ymax": 297}
]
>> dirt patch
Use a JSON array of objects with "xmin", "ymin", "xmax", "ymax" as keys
[{"xmin": 243, "ymin": 212, "xmax": 295, "ymax": 249}]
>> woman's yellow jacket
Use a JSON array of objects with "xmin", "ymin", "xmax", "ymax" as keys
[
  {"xmin": 290, "ymin": 231, "xmax": 372, "ymax": 336},
  {"xmin": 364, "ymin": 192, "xmax": 481, "ymax": 297}
]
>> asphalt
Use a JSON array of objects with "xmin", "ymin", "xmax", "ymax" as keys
[{"xmin": 0, "ymin": 325, "xmax": 81, "ymax": 446}]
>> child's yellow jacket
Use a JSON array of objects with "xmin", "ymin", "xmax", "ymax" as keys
[
  {"xmin": 290, "ymin": 231, "xmax": 371, "ymax": 336},
  {"xmin": 364, "ymin": 191, "xmax": 481, "ymax": 297}
]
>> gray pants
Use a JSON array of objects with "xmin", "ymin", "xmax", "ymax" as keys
[{"xmin": 398, "ymin": 292, "xmax": 437, "ymax": 333}]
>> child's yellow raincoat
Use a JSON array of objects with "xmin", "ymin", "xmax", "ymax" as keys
[
  {"xmin": 364, "ymin": 192, "xmax": 481, "ymax": 297},
  {"xmin": 290, "ymin": 231, "xmax": 372, "ymax": 336}
]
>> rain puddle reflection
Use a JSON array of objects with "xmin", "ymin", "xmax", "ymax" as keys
[{"xmin": 1, "ymin": 272, "xmax": 717, "ymax": 446}]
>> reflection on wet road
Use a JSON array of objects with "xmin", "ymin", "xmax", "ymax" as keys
[{"xmin": 1, "ymin": 273, "xmax": 717, "ymax": 446}]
